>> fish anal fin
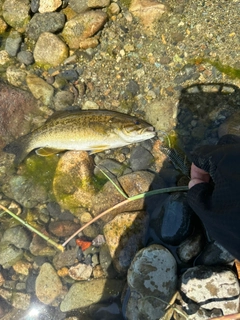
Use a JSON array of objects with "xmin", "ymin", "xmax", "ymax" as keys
[
  {"xmin": 36, "ymin": 147, "xmax": 65, "ymax": 157},
  {"xmin": 89, "ymin": 145, "xmax": 109, "ymax": 155}
]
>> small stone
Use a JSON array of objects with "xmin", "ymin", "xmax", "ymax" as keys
[
  {"xmin": 39, "ymin": 0, "xmax": 62, "ymax": 13},
  {"xmin": 2, "ymin": 0, "xmax": 30, "ymax": 32},
  {"xmin": 1, "ymin": 226, "xmax": 31, "ymax": 249},
  {"xmin": 108, "ymin": 3, "xmax": 120, "ymax": 15},
  {"xmin": 69, "ymin": 0, "xmax": 89, "ymax": 13},
  {"xmin": 79, "ymin": 37, "xmax": 99, "ymax": 49},
  {"xmin": 129, "ymin": 0, "xmax": 167, "ymax": 33},
  {"xmin": 34, "ymin": 32, "xmax": 69, "ymax": 68},
  {"xmin": 5, "ymin": 31, "xmax": 22, "ymax": 57},
  {"xmin": 68, "ymin": 263, "xmax": 93, "ymax": 280},
  {"xmin": 26, "ymin": 73, "xmax": 54, "ymax": 105},
  {"xmin": 53, "ymin": 246, "xmax": 79, "ymax": 270},
  {"xmin": 6, "ymin": 66, "xmax": 27, "ymax": 89},
  {"xmin": 0, "ymin": 242, "xmax": 23, "ymax": 269},
  {"xmin": 27, "ymin": 12, "xmax": 65, "ymax": 41},
  {"xmin": 17, "ymin": 51, "xmax": 34, "ymax": 65},
  {"xmin": 48, "ymin": 220, "xmax": 81, "ymax": 237},
  {"xmin": 0, "ymin": 50, "xmax": 11, "ymax": 65},
  {"xmin": 82, "ymin": 100, "xmax": 99, "ymax": 109},
  {"xmin": 87, "ymin": 0, "xmax": 110, "ymax": 8},
  {"xmin": 3, "ymin": 175, "xmax": 48, "ymax": 208},
  {"xmin": 29, "ymin": 234, "xmax": 57, "ymax": 256},
  {"xmin": 53, "ymin": 91, "xmax": 75, "ymax": 111},
  {"xmin": 35, "ymin": 262, "xmax": 63, "ymax": 304},
  {"xmin": 129, "ymin": 145, "xmax": 154, "ymax": 171},
  {"xmin": 12, "ymin": 260, "xmax": 32, "ymax": 275},
  {"xmin": 62, "ymin": 10, "xmax": 108, "ymax": 49},
  {"xmin": 0, "ymin": 17, "xmax": 8, "ymax": 34}
]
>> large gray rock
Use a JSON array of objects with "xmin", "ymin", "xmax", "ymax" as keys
[{"xmin": 126, "ymin": 244, "xmax": 178, "ymax": 320}]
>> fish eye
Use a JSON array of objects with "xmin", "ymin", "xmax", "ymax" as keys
[{"xmin": 134, "ymin": 120, "xmax": 140, "ymax": 125}]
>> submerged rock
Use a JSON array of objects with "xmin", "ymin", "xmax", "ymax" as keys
[
  {"xmin": 125, "ymin": 244, "xmax": 178, "ymax": 320},
  {"xmin": 35, "ymin": 262, "xmax": 63, "ymax": 305},
  {"xmin": 53, "ymin": 151, "xmax": 97, "ymax": 212},
  {"xmin": 103, "ymin": 210, "xmax": 149, "ymax": 274},
  {"xmin": 60, "ymin": 278, "xmax": 124, "ymax": 312}
]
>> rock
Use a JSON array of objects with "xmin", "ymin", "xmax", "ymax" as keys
[
  {"xmin": 35, "ymin": 262, "xmax": 63, "ymax": 304},
  {"xmin": 0, "ymin": 82, "xmax": 41, "ymax": 150},
  {"xmin": 53, "ymin": 91, "xmax": 75, "ymax": 110},
  {"xmin": 89, "ymin": 302, "xmax": 123, "ymax": 320},
  {"xmin": 1, "ymin": 226, "xmax": 31, "ymax": 249},
  {"xmin": 38, "ymin": 0, "xmax": 62, "ymax": 13},
  {"xmin": 60, "ymin": 278, "xmax": 124, "ymax": 312},
  {"xmin": 145, "ymin": 98, "xmax": 178, "ymax": 132},
  {"xmin": 108, "ymin": 2, "xmax": 120, "ymax": 15},
  {"xmin": 17, "ymin": 51, "xmax": 34, "ymax": 65},
  {"xmin": 68, "ymin": 263, "xmax": 93, "ymax": 280},
  {"xmin": 129, "ymin": 0, "xmax": 167, "ymax": 33},
  {"xmin": 6, "ymin": 66, "xmax": 27, "ymax": 89},
  {"xmin": 69, "ymin": 0, "xmax": 89, "ymax": 13},
  {"xmin": 61, "ymin": 10, "xmax": 108, "ymax": 49},
  {"xmin": 48, "ymin": 220, "xmax": 81, "ymax": 237},
  {"xmin": 27, "ymin": 12, "xmax": 66, "ymax": 41},
  {"xmin": 91, "ymin": 171, "xmax": 165, "ymax": 222},
  {"xmin": 12, "ymin": 259, "xmax": 32, "ymax": 275},
  {"xmin": 103, "ymin": 211, "xmax": 149, "ymax": 274},
  {"xmin": 180, "ymin": 266, "xmax": 240, "ymax": 318},
  {"xmin": 152, "ymin": 192, "xmax": 195, "ymax": 246},
  {"xmin": 87, "ymin": 0, "xmax": 111, "ymax": 8},
  {"xmin": 26, "ymin": 73, "xmax": 54, "ymax": 105},
  {"xmin": 129, "ymin": 145, "xmax": 154, "ymax": 171},
  {"xmin": 29, "ymin": 234, "xmax": 57, "ymax": 256},
  {"xmin": 79, "ymin": 37, "xmax": 99, "ymax": 49},
  {"xmin": 2, "ymin": 175, "xmax": 48, "ymax": 208},
  {"xmin": 52, "ymin": 246, "xmax": 79, "ymax": 270},
  {"xmin": 5, "ymin": 31, "xmax": 22, "ymax": 57},
  {"xmin": 33, "ymin": 32, "xmax": 69, "ymax": 68},
  {"xmin": 0, "ymin": 17, "xmax": 8, "ymax": 34},
  {"xmin": 126, "ymin": 244, "xmax": 178, "ymax": 320},
  {"xmin": 53, "ymin": 151, "xmax": 97, "ymax": 212},
  {"xmin": 0, "ymin": 288, "xmax": 31, "ymax": 310},
  {"xmin": 0, "ymin": 242, "xmax": 23, "ymax": 269},
  {"xmin": 194, "ymin": 241, "xmax": 234, "ymax": 266},
  {"xmin": 2, "ymin": 0, "xmax": 30, "ymax": 32},
  {"xmin": 99, "ymin": 243, "xmax": 118, "ymax": 278},
  {"xmin": 79, "ymin": 211, "xmax": 99, "ymax": 238},
  {"xmin": 177, "ymin": 231, "xmax": 205, "ymax": 264},
  {"xmin": 218, "ymin": 111, "xmax": 240, "ymax": 137}
]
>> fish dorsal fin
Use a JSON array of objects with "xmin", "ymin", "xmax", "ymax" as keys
[{"xmin": 36, "ymin": 147, "xmax": 65, "ymax": 157}]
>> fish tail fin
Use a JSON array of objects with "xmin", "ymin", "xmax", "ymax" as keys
[{"xmin": 3, "ymin": 135, "xmax": 31, "ymax": 166}]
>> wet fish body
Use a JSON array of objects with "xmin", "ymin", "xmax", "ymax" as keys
[{"xmin": 3, "ymin": 110, "xmax": 155, "ymax": 165}]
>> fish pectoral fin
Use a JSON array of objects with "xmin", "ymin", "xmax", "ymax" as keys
[
  {"xmin": 36, "ymin": 147, "xmax": 65, "ymax": 157},
  {"xmin": 89, "ymin": 145, "xmax": 110, "ymax": 155}
]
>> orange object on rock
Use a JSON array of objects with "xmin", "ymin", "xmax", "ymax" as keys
[{"xmin": 76, "ymin": 238, "xmax": 92, "ymax": 251}]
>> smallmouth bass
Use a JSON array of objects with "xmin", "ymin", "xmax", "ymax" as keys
[{"xmin": 3, "ymin": 110, "xmax": 155, "ymax": 165}]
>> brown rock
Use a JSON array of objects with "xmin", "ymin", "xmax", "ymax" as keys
[
  {"xmin": 91, "ymin": 171, "xmax": 160, "ymax": 222},
  {"xmin": 61, "ymin": 10, "xmax": 108, "ymax": 49},
  {"xmin": 0, "ymin": 82, "xmax": 41, "ymax": 149},
  {"xmin": 129, "ymin": 0, "xmax": 167, "ymax": 33},
  {"xmin": 48, "ymin": 220, "xmax": 81, "ymax": 237},
  {"xmin": 104, "ymin": 211, "xmax": 149, "ymax": 274}
]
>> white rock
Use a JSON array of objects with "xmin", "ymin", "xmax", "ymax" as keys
[
  {"xmin": 39, "ymin": 0, "xmax": 62, "ymax": 13},
  {"xmin": 26, "ymin": 74, "xmax": 54, "ymax": 105}
]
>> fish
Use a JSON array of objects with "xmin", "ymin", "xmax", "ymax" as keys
[{"xmin": 3, "ymin": 110, "xmax": 155, "ymax": 165}]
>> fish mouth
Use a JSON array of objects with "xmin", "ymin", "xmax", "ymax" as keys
[{"xmin": 142, "ymin": 126, "xmax": 155, "ymax": 134}]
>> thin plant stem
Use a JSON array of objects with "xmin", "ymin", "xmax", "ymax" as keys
[
  {"xmin": 0, "ymin": 204, "xmax": 64, "ymax": 252},
  {"xmin": 62, "ymin": 185, "xmax": 188, "ymax": 247}
]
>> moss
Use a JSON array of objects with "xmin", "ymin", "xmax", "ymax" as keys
[
  {"xmin": 193, "ymin": 57, "xmax": 240, "ymax": 79},
  {"xmin": 22, "ymin": 154, "xmax": 59, "ymax": 197}
]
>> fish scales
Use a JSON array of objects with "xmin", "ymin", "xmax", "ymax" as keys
[{"xmin": 3, "ymin": 110, "xmax": 155, "ymax": 165}]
